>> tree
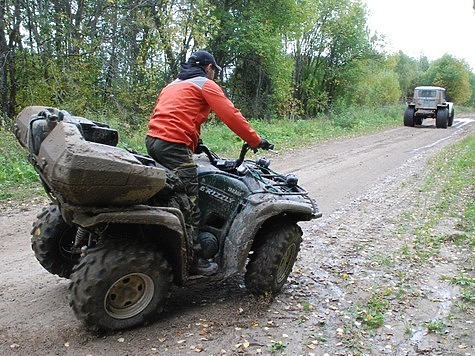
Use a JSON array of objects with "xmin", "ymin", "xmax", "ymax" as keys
[
  {"xmin": 0, "ymin": 0, "xmax": 22, "ymax": 122},
  {"xmin": 393, "ymin": 51, "xmax": 420, "ymax": 99},
  {"xmin": 208, "ymin": 0, "xmax": 302, "ymax": 119},
  {"xmin": 354, "ymin": 61, "xmax": 401, "ymax": 106},
  {"xmin": 422, "ymin": 54, "xmax": 472, "ymax": 104},
  {"xmin": 291, "ymin": 0, "xmax": 373, "ymax": 115}
]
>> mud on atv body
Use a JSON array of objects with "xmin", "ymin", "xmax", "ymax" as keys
[{"xmin": 14, "ymin": 106, "xmax": 321, "ymax": 331}]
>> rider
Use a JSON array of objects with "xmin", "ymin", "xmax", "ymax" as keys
[{"xmin": 146, "ymin": 50, "xmax": 272, "ymax": 275}]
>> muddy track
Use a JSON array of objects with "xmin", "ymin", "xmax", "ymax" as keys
[{"xmin": 1, "ymin": 115, "xmax": 474, "ymax": 355}]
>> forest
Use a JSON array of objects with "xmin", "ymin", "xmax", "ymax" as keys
[{"xmin": 1, "ymin": 0, "xmax": 475, "ymax": 127}]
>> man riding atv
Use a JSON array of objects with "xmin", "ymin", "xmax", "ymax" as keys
[{"xmin": 146, "ymin": 50, "xmax": 273, "ymax": 275}]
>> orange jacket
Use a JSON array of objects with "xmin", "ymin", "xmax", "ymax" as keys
[{"xmin": 147, "ymin": 76, "xmax": 261, "ymax": 151}]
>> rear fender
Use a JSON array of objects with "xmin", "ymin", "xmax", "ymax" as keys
[{"xmin": 69, "ymin": 205, "xmax": 189, "ymax": 283}]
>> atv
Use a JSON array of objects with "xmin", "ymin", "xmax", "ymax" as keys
[{"xmin": 13, "ymin": 106, "xmax": 321, "ymax": 331}]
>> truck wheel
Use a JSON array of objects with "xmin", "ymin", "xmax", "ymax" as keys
[
  {"xmin": 31, "ymin": 204, "xmax": 79, "ymax": 278},
  {"xmin": 69, "ymin": 241, "xmax": 173, "ymax": 331},
  {"xmin": 245, "ymin": 222, "xmax": 302, "ymax": 295},
  {"xmin": 436, "ymin": 108, "xmax": 448, "ymax": 128},
  {"xmin": 403, "ymin": 107, "xmax": 415, "ymax": 127}
]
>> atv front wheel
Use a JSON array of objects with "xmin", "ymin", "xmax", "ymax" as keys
[
  {"xmin": 245, "ymin": 222, "xmax": 302, "ymax": 295},
  {"xmin": 31, "ymin": 204, "xmax": 79, "ymax": 278},
  {"xmin": 69, "ymin": 241, "xmax": 173, "ymax": 331}
]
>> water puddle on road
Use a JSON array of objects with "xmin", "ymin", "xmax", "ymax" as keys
[{"xmin": 411, "ymin": 287, "xmax": 454, "ymax": 342}]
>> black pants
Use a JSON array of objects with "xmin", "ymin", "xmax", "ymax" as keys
[{"xmin": 146, "ymin": 136, "xmax": 200, "ymax": 244}]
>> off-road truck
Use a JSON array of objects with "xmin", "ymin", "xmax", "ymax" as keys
[
  {"xmin": 404, "ymin": 86, "xmax": 454, "ymax": 128},
  {"xmin": 13, "ymin": 106, "xmax": 322, "ymax": 331}
]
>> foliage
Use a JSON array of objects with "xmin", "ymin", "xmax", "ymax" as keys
[
  {"xmin": 292, "ymin": 0, "xmax": 374, "ymax": 114},
  {"xmin": 421, "ymin": 54, "xmax": 473, "ymax": 104},
  {"xmin": 392, "ymin": 51, "xmax": 422, "ymax": 99},
  {"xmin": 1, "ymin": 0, "xmax": 474, "ymax": 126},
  {"xmin": 468, "ymin": 72, "xmax": 475, "ymax": 106},
  {"xmin": 352, "ymin": 59, "xmax": 401, "ymax": 106},
  {"xmin": 208, "ymin": 0, "xmax": 301, "ymax": 119},
  {"xmin": 0, "ymin": 127, "xmax": 40, "ymax": 200}
]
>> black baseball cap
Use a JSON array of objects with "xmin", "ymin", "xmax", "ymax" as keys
[{"xmin": 188, "ymin": 50, "xmax": 222, "ymax": 71}]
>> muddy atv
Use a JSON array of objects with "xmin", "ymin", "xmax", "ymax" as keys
[{"xmin": 13, "ymin": 106, "xmax": 321, "ymax": 331}]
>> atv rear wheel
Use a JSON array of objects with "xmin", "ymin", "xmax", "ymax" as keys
[
  {"xmin": 245, "ymin": 222, "xmax": 302, "ymax": 295},
  {"xmin": 31, "ymin": 204, "xmax": 79, "ymax": 278},
  {"xmin": 69, "ymin": 241, "xmax": 173, "ymax": 331}
]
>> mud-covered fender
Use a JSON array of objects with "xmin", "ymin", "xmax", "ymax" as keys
[
  {"xmin": 68, "ymin": 205, "xmax": 190, "ymax": 283},
  {"xmin": 220, "ymin": 194, "xmax": 319, "ymax": 277}
]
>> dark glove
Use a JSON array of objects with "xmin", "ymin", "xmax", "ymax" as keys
[{"xmin": 258, "ymin": 138, "xmax": 274, "ymax": 150}]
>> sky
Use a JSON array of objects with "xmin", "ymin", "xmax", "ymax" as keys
[{"xmin": 363, "ymin": 0, "xmax": 475, "ymax": 71}]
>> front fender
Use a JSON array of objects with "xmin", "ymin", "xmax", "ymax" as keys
[{"xmin": 220, "ymin": 194, "xmax": 320, "ymax": 277}]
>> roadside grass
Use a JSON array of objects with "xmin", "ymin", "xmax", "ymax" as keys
[
  {"xmin": 0, "ymin": 104, "xmax": 403, "ymax": 205},
  {"xmin": 414, "ymin": 132, "xmax": 475, "ymax": 258},
  {"xmin": 345, "ymin": 132, "xmax": 474, "ymax": 338},
  {"xmin": 390, "ymin": 132, "xmax": 474, "ymax": 265},
  {"xmin": 0, "ymin": 127, "xmax": 47, "ymax": 206}
]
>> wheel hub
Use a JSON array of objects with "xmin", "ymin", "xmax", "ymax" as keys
[
  {"xmin": 105, "ymin": 273, "xmax": 155, "ymax": 319},
  {"xmin": 276, "ymin": 244, "xmax": 297, "ymax": 284}
]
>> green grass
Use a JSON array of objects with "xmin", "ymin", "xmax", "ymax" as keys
[
  {"xmin": 268, "ymin": 341, "xmax": 287, "ymax": 353},
  {"xmin": 423, "ymin": 319, "xmax": 448, "ymax": 334},
  {"xmin": 0, "ymin": 127, "xmax": 46, "ymax": 205},
  {"xmin": 442, "ymin": 274, "xmax": 475, "ymax": 307},
  {"xmin": 398, "ymin": 132, "xmax": 475, "ymax": 262},
  {"xmin": 0, "ymin": 104, "xmax": 403, "ymax": 205},
  {"xmin": 200, "ymin": 104, "xmax": 403, "ymax": 157},
  {"xmin": 355, "ymin": 287, "xmax": 393, "ymax": 330}
]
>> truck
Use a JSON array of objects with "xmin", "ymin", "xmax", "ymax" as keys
[{"xmin": 404, "ymin": 86, "xmax": 454, "ymax": 128}]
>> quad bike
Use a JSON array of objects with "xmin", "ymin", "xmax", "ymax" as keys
[{"xmin": 13, "ymin": 106, "xmax": 321, "ymax": 331}]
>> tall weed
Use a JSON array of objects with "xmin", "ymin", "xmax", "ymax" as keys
[{"xmin": 0, "ymin": 127, "xmax": 40, "ymax": 199}]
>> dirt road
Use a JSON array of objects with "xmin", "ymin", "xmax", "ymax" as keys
[{"xmin": 1, "ymin": 115, "xmax": 474, "ymax": 355}]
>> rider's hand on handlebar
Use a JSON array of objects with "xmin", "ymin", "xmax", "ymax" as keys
[{"xmin": 258, "ymin": 138, "xmax": 274, "ymax": 151}]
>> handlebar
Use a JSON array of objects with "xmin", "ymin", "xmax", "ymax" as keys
[{"xmin": 195, "ymin": 141, "xmax": 275, "ymax": 172}]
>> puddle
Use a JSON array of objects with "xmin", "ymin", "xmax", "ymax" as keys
[{"xmin": 411, "ymin": 286, "xmax": 454, "ymax": 342}]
